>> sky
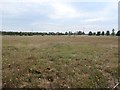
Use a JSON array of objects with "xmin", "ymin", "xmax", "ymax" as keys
[{"xmin": 0, "ymin": 0, "xmax": 119, "ymax": 33}]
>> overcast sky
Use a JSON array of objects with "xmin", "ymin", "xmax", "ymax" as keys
[{"xmin": 1, "ymin": 0, "xmax": 118, "ymax": 33}]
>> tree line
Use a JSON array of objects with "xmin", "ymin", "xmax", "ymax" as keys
[
  {"xmin": 88, "ymin": 29, "xmax": 120, "ymax": 36},
  {"xmin": 1, "ymin": 29, "xmax": 120, "ymax": 36}
]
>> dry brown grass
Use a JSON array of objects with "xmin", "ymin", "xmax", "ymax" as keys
[{"xmin": 2, "ymin": 35, "xmax": 118, "ymax": 88}]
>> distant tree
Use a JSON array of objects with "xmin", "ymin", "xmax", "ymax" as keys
[
  {"xmin": 82, "ymin": 31, "xmax": 85, "ymax": 35},
  {"xmin": 93, "ymin": 32, "xmax": 96, "ymax": 35},
  {"xmin": 88, "ymin": 31, "xmax": 92, "ymax": 36},
  {"xmin": 96, "ymin": 31, "xmax": 101, "ymax": 36},
  {"xmin": 48, "ymin": 32, "xmax": 52, "ymax": 35},
  {"xmin": 20, "ymin": 32, "xmax": 23, "ymax": 36},
  {"xmin": 116, "ymin": 30, "xmax": 120, "ymax": 36},
  {"xmin": 111, "ymin": 28, "xmax": 115, "ymax": 36},
  {"xmin": 41, "ymin": 33, "xmax": 44, "ymax": 36},
  {"xmin": 106, "ymin": 31, "xmax": 110, "ymax": 36},
  {"xmin": 68, "ymin": 31, "xmax": 72, "ymax": 36},
  {"xmin": 30, "ymin": 32, "xmax": 33, "ymax": 36},
  {"xmin": 101, "ymin": 31, "xmax": 105, "ymax": 36},
  {"xmin": 77, "ymin": 31, "xmax": 82, "ymax": 35},
  {"xmin": 24, "ymin": 32, "xmax": 28, "ymax": 36},
  {"xmin": 65, "ymin": 32, "xmax": 68, "ymax": 35},
  {"xmin": 27, "ymin": 32, "xmax": 33, "ymax": 36}
]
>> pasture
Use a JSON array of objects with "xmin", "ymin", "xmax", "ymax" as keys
[{"xmin": 2, "ymin": 36, "xmax": 118, "ymax": 88}]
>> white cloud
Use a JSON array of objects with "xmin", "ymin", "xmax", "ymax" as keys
[
  {"xmin": 1, "ymin": 1, "xmax": 118, "ymax": 32},
  {"xmin": 81, "ymin": 2, "xmax": 117, "ymax": 23},
  {"xmin": 84, "ymin": 18, "xmax": 107, "ymax": 22},
  {"xmin": 49, "ymin": 3, "xmax": 81, "ymax": 19},
  {"xmin": 1, "ymin": 0, "xmax": 117, "ymax": 20},
  {"xmin": 48, "ymin": 1, "xmax": 117, "ymax": 22},
  {"xmin": 1, "ymin": 3, "xmax": 26, "ymax": 16},
  {"xmin": 1, "ymin": 1, "xmax": 81, "ymax": 19},
  {"xmin": 1, "ymin": 2, "xmax": 51, "ymax": 17}
]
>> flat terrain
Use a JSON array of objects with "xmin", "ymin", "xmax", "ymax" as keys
[{"xmin": 2, "ymin": 36, "xmax": 118, "ymax": 88}]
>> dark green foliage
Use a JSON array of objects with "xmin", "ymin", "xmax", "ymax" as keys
[
  {"xmin": 65, "ymin": 32, "xmax": 68, "ymax": 35},
  {"xmin": 20, "ymin": 32, "xmax": 23, "ymax": 36},
  {"xmin": 93, "ymin": 32, "xmax": 96, "ymax": 35},
  {"xmin": 101, "ymin": 31, "xmax": 105, "ymax": 36},
  {"xmin": 88, "ymin": 31, "xmax": 92, "ymax": 36},
  {"xmin": 28, "ymin": 32, "xmax": 33, "ymax": 36},
  {"xmin": 68, "ymin": 31, "xmax": 74, "ymax": 36},
  {"xmin": 77, "ymin": 31, "xmax": 82, "ymax": 35},
  {"xmin": 111, "ymin": 29, "xmax": 115, "ymax": 36},
  {"xmin": 96, "ymin": 31, "xmax": 101, "ymax": 36},
  {"xmin": 106, "ymin": 31, "xmax": 110, "ymax": 36},
  {"xmin": 82, "ymin": 31, "xmax": 85, "ymax": 35},
  {"xmin": 1, "ymin": 29, "xmax": 116, "ymax": 36},
  {"xmin": 116, "ymin": 30, "xmax": 120, "ymax": 36},
  {"xmin": 75, "ymin": 31, "xmax": 85, "ymax": 35}
]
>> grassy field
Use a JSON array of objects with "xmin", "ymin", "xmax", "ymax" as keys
[{"xmin": 2, "ymin": 35, "xmax": 119, "ymax": 88}]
